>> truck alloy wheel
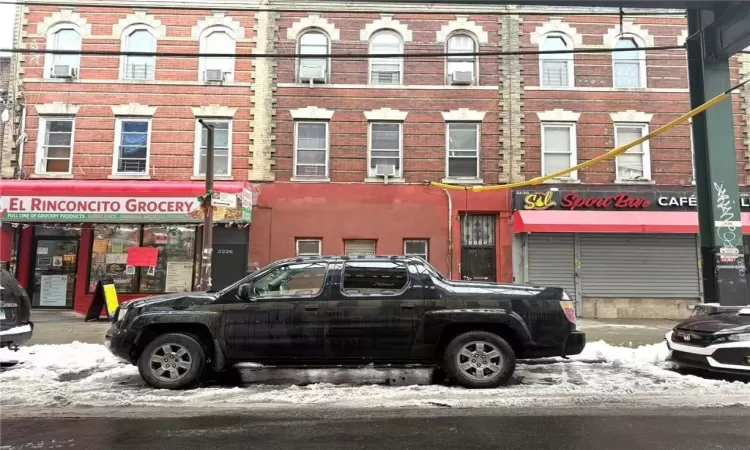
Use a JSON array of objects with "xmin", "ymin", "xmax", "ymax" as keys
[
  {"xmin": 138, "ymin": 332, "xmax": 207, "ymax": 390},
  {"xmin": 443, "ymin": 331, "xmax": 516, "ymax": 389}
]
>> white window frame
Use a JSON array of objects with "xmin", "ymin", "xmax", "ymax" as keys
[
  {"xmin": 193, "ymin": 119, "xmax": 233, "ymax": 177},
  {"xmin": 614, "ymin": 123, "xmax": 651, "ymax": 181},
  {"xmin": 44, "ymin": 25, "xmax": 83, "ymax": 79},
  {"xmin": 297, "ymin": 29, "xmax": 330, "ymax": 84},
  {"xmin": 445, "ymin": 122, "xmax": 481, "ymax": 180},
  {"xmin": 541, "ymin": 122, "xmax": 578, "ymax": 180},
  {"xmin": 689, "ymin": 120, "xmax": 696, "ymax": 184},
  {"xmin": 612, "ymin": 35, "xmax": 647, "ymax": 89},
  {"xmin": 368, "ymin": 30, "xmax": 404, "ymax": 85},
  {"xmin": 199, "ymin": 25, "xmax": 236, "ymax": 82},
  {"xmin": 112, "ymin": 117, "xmax": 152, "ymax": 176},
  {"xmin": 539, "ymin": 32, "xmax": 575, "ymax": 88},
  {"xmin": 445, "ymin": 32, "xmax": 478, "ymax": 85},
  {"xmin": 293, "ymin": 121, "xmax": 330, "ymax": 179},
  {"xmin": 404, "ymin": 239, "xmax": 429, "ymax": 261},
  {"xmin": 367, "ymin": 122, "xmax": 403, "ymax": 178},
  {"xmin": 36, "ymin": 116, "xmax": 76, "ymax": 175},
  {"xmin": 120, "ymin": 24, "xmax": 158, "ymax": 81},
  {"xmin": 296, "ymin": 238, "xmax": 322, "ymax": 257}
]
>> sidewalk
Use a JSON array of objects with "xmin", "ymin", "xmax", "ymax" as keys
[{"xmin": 24, "ymin": 310, "xmax": 676, "ymax": 347}]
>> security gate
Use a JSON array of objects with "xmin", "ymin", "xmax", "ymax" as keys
[{"xmin": 460, "ymin": 214, "xmax": 496, "ymax": 281}]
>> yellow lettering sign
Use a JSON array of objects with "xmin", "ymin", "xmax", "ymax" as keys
[{"xmin": 523, "ymin": 192, "xmax": 556, "ymax": 210}]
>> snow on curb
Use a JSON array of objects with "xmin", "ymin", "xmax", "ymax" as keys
[{"xmin": 1, "ymin": 340, "xmax": 748, "ymax": 409}]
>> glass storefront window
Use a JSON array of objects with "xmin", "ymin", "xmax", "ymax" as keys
[{"xmin": 90, "ymin": 225, "xmax": 141, "ymax": 293}]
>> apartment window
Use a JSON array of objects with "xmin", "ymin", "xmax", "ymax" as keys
[
  {"xmin": 613, "ymin": 37, "xmax": 644, "ymax": 88},
  {"xmin": 123, "ymin": 28, "xmax": 156, "ymax": 81},
  {"xmin": 114, "ymin": 119, "xmax": 150, "ymax": 174},
  {"xmin": 202, "ymin": 28, "xmax": 235, "ymax": 82},
  {"xmin": 38, "ymin": 118, "xmax": 74, "ymax": 174},
  {"xmin": 615, "ymin": 124, "xmax": 651, "ymax": 181},
  {"xmin": 540, "ymin": 34, "xmax": 573, "ymax": 87},
  {"xmin": 296, "ymin": 239, "xmax": 322, "ymax": 256},
  {"xmin": 195, "ymin": 120, "xmax": 231, "ymax": 176},
  {"xmin": 49, "ymin": 28, "xmax": 82, "ymax": 77},
  {"xmin": 446, "ymin": 122, "xmax": 480, "ymax": 179},
  {"xmin": 446, "ymin": 33, "xmax": 476, "ymax": 85},
  {"xmin": 344, "ymin": 239, "xmax": 376, "ymax": 256},
  {"xmin": 541, "ymin": 123, "xmax": 577, "ymax": 179},
  {"xmin": 294, "ymin": 121, "xmax": 328, "ymax": 178},
  {"xmin": 369, "ymin": 122, "xmax": 402, "ymax": 178},
  {"xmin": 404, "ymin": 239, "xmax": 428, "ymax": 261},
  {"xmin": 369, "ymin": 30, "xmax": 403, "ymax": 85},
  {"xmin": 298, "ymin": 30, "xmax": 329, "ymax": 83}
]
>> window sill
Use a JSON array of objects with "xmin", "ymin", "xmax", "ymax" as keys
[
  {"xmin": 441, "ymin": 178, "xmax": 484, "ymax": 186},
  {"xmin": 190, "ymin": 175, "xmax": 234, "ymax": 181},
  {"xmin": 109, "ymin": 174, "xmax": 151, "ymax": 180},
  {"xmin": 363, "ymin": 177, "xmax": 406, "ymax": 183},
  {"xmin": 614, "ymin": 179, "xmax": 655, "ymax": 185},
  {"xmin": 542, "ymin": 178, "xmax": 581, "ymax": 184},
  {"xmin": 30, "ymin": 173, "xmax": 74, "ymax": 179},
  {"xmin": 290, "ymin": 177, "xmax": 331, "ymax": 183}
]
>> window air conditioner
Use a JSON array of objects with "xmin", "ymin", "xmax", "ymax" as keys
[
  {"xmin": 204, "ymin": 69, "xmax": 225, "ymax": 82},
  {"xmin": 451, "ymin": 71, "xmax": 473, "ymax": 85},
  {"xmin": 52, "ymin": 65, "xmax": 77, "ymax": 79},
  {"xmin": 374, "ymin": 163, "xmax": 397, "ymax": 177},
  {"xmin": 299, "ymin": 63, "xmax": 326, "ymax": 83}
]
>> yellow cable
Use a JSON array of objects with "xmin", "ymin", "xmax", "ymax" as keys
[{"xmin": 430, "ymin": 83, "xmax": 739, "ymax": 192}]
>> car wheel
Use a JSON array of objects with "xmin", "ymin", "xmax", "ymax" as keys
[
  {"xmin": 138, "ymin": 332, "xmax": 207, "ymax": 390},
  {"xmin": 443, "ymin": 331, "xmax": 516, "ymax": 389}
]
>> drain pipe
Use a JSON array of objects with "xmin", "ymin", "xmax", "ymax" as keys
[{"xmin": 439, "ymin": 187, "xmax": 453, "ymax": 279}]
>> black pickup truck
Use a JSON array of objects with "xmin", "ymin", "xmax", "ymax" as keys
[{"xmin": 106, "ymin": 256, "xmax": 585, "ymax": 390}]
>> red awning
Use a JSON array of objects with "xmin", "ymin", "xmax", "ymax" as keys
[
  {"xmin": 0, "ymin": 179, "xmax": 248, "ymax": 197},
  {"xmin": 513, "ymin": 210, "xmax": 750, "ymax": 234}
]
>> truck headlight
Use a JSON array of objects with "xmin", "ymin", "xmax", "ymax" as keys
[{"xmin": 727, "ymin": 333, "xmax": 750, "ymax": 342}]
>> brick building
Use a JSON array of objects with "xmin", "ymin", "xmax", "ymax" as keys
[{"xmin": 1, "ymin": 0, "xmax": 750, "ymax": 318}]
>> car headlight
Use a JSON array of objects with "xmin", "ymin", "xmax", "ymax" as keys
[
  {"xmin": 726, "ymin": 333, "xmax": 750, "ymax": 342},
  {"xmin": 117, "ymin": 306, "xmax": 130, "ymax": 323}
]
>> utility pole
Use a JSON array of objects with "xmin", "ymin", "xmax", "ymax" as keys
[{"xmin": 198, "ymin": 119, "xmax": 214, "ymax": 292}]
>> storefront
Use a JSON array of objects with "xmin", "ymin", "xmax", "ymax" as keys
[
  {"xmin": 0, "ymin": 180, "xmax": 253, "ymax": 315},
  {"xmin": 512, "ymin": 188, "xmax": 750, "ymax": 320}
]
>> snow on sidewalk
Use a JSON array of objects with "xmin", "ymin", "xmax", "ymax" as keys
[{"xmin": 0, "ymin": 340, "xmax": 748, "ymax": 409}]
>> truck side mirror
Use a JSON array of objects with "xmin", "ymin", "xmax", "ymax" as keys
[{"xmin": 237, "ymin": 283, "xmax": 254, "ymax": 301}]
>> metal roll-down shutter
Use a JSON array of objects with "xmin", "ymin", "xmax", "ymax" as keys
[
  {"xmin": 526, "ymin": 233, "xmax": 576, "ymax": 299},
  {"xmin": 344, "ymin": 239, "xmax": 377, "ymax": 256}
]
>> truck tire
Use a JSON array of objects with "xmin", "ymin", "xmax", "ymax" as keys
[
  {"xmin": 443, "ymin": 331, "xmax": 516, "ymax": 389},
  {"xmin": 138, "ymin": 332, "xmax": 207, "ymax": 390}
]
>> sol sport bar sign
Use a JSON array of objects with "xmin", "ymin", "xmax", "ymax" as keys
[
  {"xmin": 0, "ymin": 195, "xmax": 250, "ymax": 223},
  {"xmin": 515, "ymin": 190, "xmax": 750, "ymax": 212}
]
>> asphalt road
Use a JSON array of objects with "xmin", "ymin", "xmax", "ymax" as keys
[{"xmin": 2, "ymin": 407, "xmax": 750, "ymax": 450}]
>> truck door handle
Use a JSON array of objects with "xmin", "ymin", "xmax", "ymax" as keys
[
  {"xmin": 401, "ymin": 302, "xmax": 415, "ymax": 310},
  {"xmin": 304, "ymin": 304, "xmax": 319, "ymax": 312}
]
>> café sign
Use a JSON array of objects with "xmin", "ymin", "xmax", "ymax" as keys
[{"xmin": 515, "ymin": 190, "xmax": 750, "ymax": 212}]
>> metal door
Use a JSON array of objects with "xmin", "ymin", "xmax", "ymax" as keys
[
  {"xmin": 211, "ymin": 227, "xmax": 249, "ymax": 291},
  {"xmin": 460, "ymin": 214, "xmax": 497, "ymax": 282}
]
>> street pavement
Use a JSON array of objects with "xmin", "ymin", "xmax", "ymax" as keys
[{"xmin": 2, "ymin": 407, "xmax": 749, "ymax": 450}]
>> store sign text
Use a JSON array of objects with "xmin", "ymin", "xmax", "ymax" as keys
[
  {"xmin": 6, "ymin": 197, "xmax": 196, "ymax": 214},
  {"xmin": 560, "ymin": 193, "xmax": 650, "ymax": 210}
]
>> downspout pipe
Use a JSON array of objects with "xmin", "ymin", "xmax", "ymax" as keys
[{"xmin": 440, "ymin": 187, "xmax": 453, "ymax": 279}]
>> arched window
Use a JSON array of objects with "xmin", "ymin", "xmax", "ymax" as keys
[
  {"xmin": 446, "ymin": 33, "xmax": 477, "ymax": 85},
  {"xmin": 122, "ymin": 28, "xmax": 157, "ymax": 81},
  {"xmin": 298, "ymin": 30, "xmax": 329, "ymax": 84},
  {"xmin": 201, "ymin": 28, "xmax": 236, "ymax": 82},
  {"xmin": 540, "ymin": 33, "xmax": 573, "ymax": 87},
  {"xmin": 369, "ymin": 30, "xmax": 403, "ymax": 85},
  {"xmin": 49, "ymin": 28, "xmax": 82, "ymax": 77},
  {"xmin": 613, "ymin": 36, "xmax": 644, "ymax": 88}
]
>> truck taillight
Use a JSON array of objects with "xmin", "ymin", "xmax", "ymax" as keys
[{"xmin": 559, "ymin": 300, "xmax": 577, "ymax": 324}]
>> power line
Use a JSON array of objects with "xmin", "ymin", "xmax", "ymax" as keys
[
  {"xmin": 0, "ymin": 45, "xmax": 686, "ymax": 59},
  {"xmin": 0, "ymin": 0, "xmax": 688, "ymax": 16}
]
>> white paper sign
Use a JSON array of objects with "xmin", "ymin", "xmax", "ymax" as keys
[
  {"xmin": 39, "ymin": 275, "xmax": 68, "ymax": 307},
  {"xmin": 106, "ymin": 253, "xmax": 128, "ymax": 264},
  {"xmin": 37, "ymin": 247, "xmax": 49, "ymax": 255},
  {"xmin": 165, "ymin": 262, "xmax": 194, "ymax": 292},
  {"xmin": 211, "ymin": 192, "xmax": 237, "ymax": 208}
]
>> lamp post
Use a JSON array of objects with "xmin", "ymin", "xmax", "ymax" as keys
[{"xmin": 197, "ymin": 119, "xmax": 214, "ymax": 291}]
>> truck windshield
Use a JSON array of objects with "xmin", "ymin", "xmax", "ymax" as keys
[{"xmin": 415, "ymin": 257, "xmax": 446, "ymax": 280}]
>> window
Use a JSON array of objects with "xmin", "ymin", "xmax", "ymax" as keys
[
  {"xmin": 202, "ymin": 28, "xmax": 235, "ymax": 82},
  {"xmin": 195, "ymin": 120, "xmax": 231, "ymax": 176},
  {"xmin": 114, "ymin": 119, "xmax": 150, "ymax": 175},
  {"xmin": 689, "ymin": 124, "xmax": 696, "ymax": 182},
  {"xmin": 369, "ymin": 122, "xmax": 402, "ymax": 178},
  {"xmin": 613, "ymin": 37, "xmax": 644, "ymax": 88},
  {"xmin": 294, "ymin": 121, "xmax": 328, "ymax": 178},
  {"xmin": 89, "ymin": 225, "xmax": 197, "ymax": 294},
  {"xmin": 541, "ymin": 123, "xmax": 577, "ymax": 179},
  {"xmin": 615, "ymin": 124, "xmax": 651, "ymax": 181},
  {"xmin": 404, "ymin": 239, "xmax": 428, "ymax": 261},
  {"xmin": 369, "ymin": 30, "xmax": 403, "ymax": 85},
  {"xmin": 446, "ymin": 122, "xmax": 480, "ymax": 179},
  {"xmin": 540, "ymin": 34, "xmax": 573, "ymax": 87},
  {"xmin": 296, "ymin": 239, "xmax": 322, "ymax": 256},
  {"xmin": 341, "ymin": 261, "xmax": 408, "ymax": 295},
  {"xmin": 298, "ymin": 31, "xmax": 329, "ymax": 83},
  {"xmin": 49, "ymin": 28, "xmax": 82, "ymax": 76},
  {"xmin": 123, "ymin": 28, "xmax": 156, "ymax": 81},
  {"xmin": 344, "ymin": 239, "xmax": 376, "ymax": 256},
  {"xmin": 38, "ymin": 118, "xmax": 74, "ymax": 174},
  {"xmin": 250, "ymin": 262, "xmax": 328, "ymax": 298},
  {"xmin": 446, "ymin": 34, "xmax": 476, "ymax": 85}
]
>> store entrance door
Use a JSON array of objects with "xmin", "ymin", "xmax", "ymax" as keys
[
  {"xmin": 211, "ymin": 227, "xmax": 249, "ymax": 291},
  {"xmin": 29, "ymin": 237, "xmax": 79, "ymax": 308},
  {"xmin": 460, "ymin": 214, "xmax": 497, "ymax": 282}
]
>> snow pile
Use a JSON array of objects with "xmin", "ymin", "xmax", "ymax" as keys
[{"xmin": 1, "ymin": 340, "xmax": 748, "ymax": 410}]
